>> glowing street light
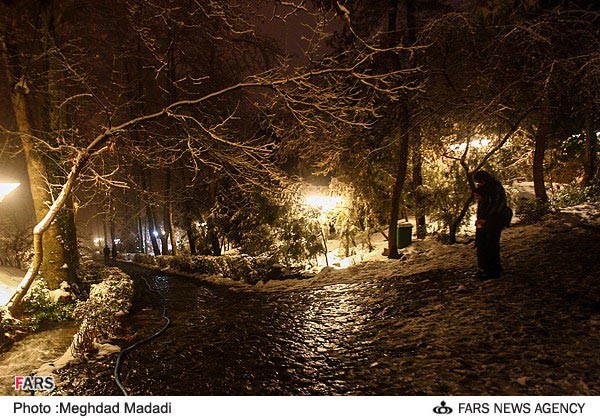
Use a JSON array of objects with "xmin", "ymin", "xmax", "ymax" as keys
[
  {"xmin": 305, "ymin": 195, "xmax": 343, "ymax": 215},
  {"xmin": 0, "ymin": 182, "xmax": 20, "ymax": 203},
  {"xmin": 304, "ymin": 193, "xmax": 345, "ymax": 267}
]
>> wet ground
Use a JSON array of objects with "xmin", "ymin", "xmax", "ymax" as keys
[{"xmin": 53, "ymin": 226, "xmax": 600, "ymax": 396}]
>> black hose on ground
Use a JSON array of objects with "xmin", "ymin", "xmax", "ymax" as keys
[{"xmin": 114, "ymin": 275, "xmax": 171, "ymax": 396}]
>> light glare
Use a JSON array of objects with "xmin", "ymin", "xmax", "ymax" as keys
[
  {"xmin": 0, "ymin": 182, "xmax": 20, "ymax": 203},
  {"xmin": 305, "ymin": 195, "xmax": 343, "ymax": 213}
]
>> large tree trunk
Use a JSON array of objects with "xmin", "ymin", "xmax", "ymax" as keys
[
  {"xmin": 108, "ymin": 191, "xmax": 117, "ymax": 257},
  {"xmin": 167, "ymin": 201, "xmax": 177, "ymax": 255},
  {"xmin": 387, "ymin": 0, "xmax": 414, "ymax": 259},
  {"xmin": 42, "ymin": 0, "xmax": 79, "ymax": 284},
  {"xmin": 207, "ymin": 180, "xmax": 221, "ymax": 256},
  {"xmin": 584, "ymin": 106, "xmax": 597, "ymax": 186},
  {"xmin": 109, "ymin": 212, "xmax": 116, "ymax": 257},
  {"xmin": 141, "ymin": 171, "xmax": 161, "ymax": 255},
  {"xmin": 411, "ymin": 128, "xmax": 426, "ymax": 239},
  {"xmin": 533, "ymin": 107, "xmax": 549, "ymax": 203},
  {"xmin": 388, "ymin": 110, "xmax": 410, "ymax": 259},
  {"xmin": 160, "ymin": 206, "xmax": 170, "ymax": 256},
  {"xmin": 163, "ymin": 169, "xmax": 178, "ymax": 256},
  {"xmin": 163, "ymin": 39, "xmax": 179, "ymax": 257},
  {"xmin": 187, "ymin": 226, "xmax": 197, "ymax": 255},
  {"xmin": 136, "ymin": 192, "xmax": 146, "ymax": 253},
  {"xmin": 147, "ymin": 204, "xmax": 161, "ymax": 256},
  {"xmin": 7, "ymin": 151, "xmax": 90, "ymax": 314},
  {"xmin": 147, "ymin": 205, "xmax": 161, "ymax": 256},
  {"xmin": 103, "ymin": 215, "xmax": 108, "ymax": 245},
  {"xmin": 179, "ymin": 162, "xmax": 197, "ymax": 255},
  {"xmin": 1, "ymin": 30, "xmax": 76, "ymax": 290}
]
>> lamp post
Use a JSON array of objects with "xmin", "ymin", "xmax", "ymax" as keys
[{"xmin": 0, "ymin": 182, "xmax": 20, "ymax": 203}]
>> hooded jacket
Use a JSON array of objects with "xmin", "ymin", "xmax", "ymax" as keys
[{"xmin": 476, "ymin": 181, "xmax": 507, "ymax": 229}]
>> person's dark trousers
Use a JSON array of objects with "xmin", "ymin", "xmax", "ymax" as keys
[{"xmin": 475, "ymin": 226, "xmax": 503, "ymax": 277}]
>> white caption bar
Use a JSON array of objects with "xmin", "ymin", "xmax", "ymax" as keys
[{"xmin": 0, "ymin": 396, "xmax": 598, "ymax": 418}]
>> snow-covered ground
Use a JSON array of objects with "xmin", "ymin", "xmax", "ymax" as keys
[
  {"xmin": 57, "ymin": 211, "xmax": 600, "ymax": 396},
  {"xmin": 133, "ymin": 200, "xmax": 600, "ymax": 294},
  {"xmin": 257, "ymin": 204, "xmax": 600, "ymax": 292},
  {"xmin": 0, "ymin": 266, "xmax": 23, "ymax": 305},
  {"xmin": 559, "ymin": 202, "xmax": 600, "ymax": 227}
]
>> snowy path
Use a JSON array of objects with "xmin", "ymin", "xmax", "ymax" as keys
[{"xmin": 55, "ymin": 222, "xmax": 599, "ymax": 395}]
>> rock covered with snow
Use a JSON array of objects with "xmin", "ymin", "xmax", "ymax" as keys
[{"xmin": 48, "ymin": 281, "xmax": 74, "ymax": 304}]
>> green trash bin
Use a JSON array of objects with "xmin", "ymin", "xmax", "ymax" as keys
[{"xmin": 396, "ymin": 221, "xmax": 413, "ymax": 249}]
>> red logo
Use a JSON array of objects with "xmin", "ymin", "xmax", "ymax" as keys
[{"xmin": 14, "ymin": 376, "xmax": 55, "ymax": 391}]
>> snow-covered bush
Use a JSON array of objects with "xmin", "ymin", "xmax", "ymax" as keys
[
  {"xmin": 552, "ymin": 182, "xmax": 599, "ymax": 208},
  {"xmin": 516, "ymin": 199, "xmax": 551, "ymax": 224},
  {"xmin": 21, "ymin": 280, "xmax": 73, "ymax": 330},
  {"xmin": 133, "ymin": 253, "xmax": 275, "ymax": 284},
  {"xmin": 71, "ymin": 268, "xmax": 133, "ymax": 356},
  {"xmin": 156, "ymin": 255, "xmax": 173, "ymax": 269},
  {"xmin": 77, "ymin": 260, "xmax": 107, "ymax": 286},
  {"xmin": 131, "ymin": 253, "xmax": 157, "ymax": 265}
]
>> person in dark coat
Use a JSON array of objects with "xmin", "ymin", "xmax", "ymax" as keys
[
  {"xmin": 473, "ymin": 170, "xmax": 508, "ymax": 279},
  {"xmin": 111, "ymin": 244, "xmax": 118, "ymax": 260},
  {"xmin": 103, "ymin": 245, "xmax": 110, "ymax": 264}
]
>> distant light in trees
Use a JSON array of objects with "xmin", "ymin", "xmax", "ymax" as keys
[
  {"xmin": 568, "ymin": 131, "xmax": 600, "ymax": 141},
  {"xmin": 305, "ymin": 195, "xmax": 344, "ymax": 214},
  {"xmin": 152, "ymin": 231, "xmax": 159, "ymax": 237},
  {"xmin": 0, "ymin": 182, "xmax": 20, "ymax": 203},
  {"xmin": 93, "ymin": 237, "xmax": 103, "ymax": 247},
  {"xmin": 449, "ymin": 138, "xmax": 491, "ymax": 152}
]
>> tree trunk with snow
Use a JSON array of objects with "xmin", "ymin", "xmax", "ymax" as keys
[
  {"xmin": 6, "ymin": 151, "xmax": 91, "ymax": 314},
  {"xmin": 1, "ymin": 29, "xmax": 76, "ymax": 290}
]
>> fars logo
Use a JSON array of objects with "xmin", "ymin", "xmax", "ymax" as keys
[
  {"xmin": 433, "ymin": 401, "xmax": 453, "ymax": 414},
  {"xmin": 14, "ymin": 376, "xmax": 55, "ymax": 392}
]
